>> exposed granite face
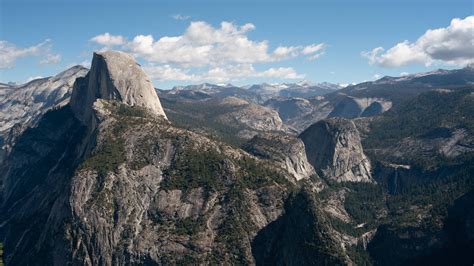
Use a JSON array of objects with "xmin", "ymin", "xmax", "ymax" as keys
[
  {"xmin": 0, "ymin": 66, "xmax": 88, "ymax": 157},
  {"xmin": 0, "ymin": 100, "xmax": 292, "ymax": 265},
  {"xmin": 243, "ymin": 133, "xmax": 324, "ymax": 190},
  {"xmin": 70, "ymin": 51, "xmax": 167, "ymax": 124},
  {"xmin": 216, "ymin": 97, "xmax": 286, "ymax": 136},
  {"xmin": 299, "ymin": 117, "xmax": 373, "ymax": 182},
  {"xmin": 0, "ymin": 65, "xmax": 87, "ymax": 135}
]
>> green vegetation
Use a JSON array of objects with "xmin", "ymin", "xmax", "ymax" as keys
[
  {"xmin": 80, "ymin": 135, "xmax": 126, "ymax": 177},
  {"xmin": 0, "ymin": 242, "xmax": 4, "ymax": 266},
  {"xmin": 161, "ymin": 148, "xmax": 227, "ymax": 193},
  {"xmin": 115, "ymin": 104, "xmax": 148, "ymax": 118},
  {"xmin": 326, "ymin": 216, "xmax": 363, "ymax": 237},
  {"xmin": 344, "ymin": 182, "xmax": 385, "ymax": 227},
  {"xmin": 159, "ymin": 142, "xmax": 289, "ymax": 263},
  {"xmin": 346, "ymin": 242, "xmax": 373, "ymax": 266},
  {"xmin": 214, "ymin": 184, "xmax": 256, "ymax": 265},
  {"xmin": 161, "ymin": 98, "xmax": 250, "ymax": 146},
  {"xmin": 80, "ymin": 102, "xmax": 153, "ymax": 176},
  {"xmin": 174, "ymin": 215, "xmax": 208, "ymax": 235},
  {"xmin": 236, "ymin": 156, "xmax": 289, "ymax": 189},
  {"xmin": 386, "ymin": 154, "xmax": 474, "ymax": 229},
  {"xmin": 364, "ymin": 88, "xmax": 474, "ymax": 169},
  {"xmin": 161, "ymin": 144, "xmax": 289, "ymax": 195},
  {"xmin": 365, "ymin": 88, "xmax": 474, "ymax": 150}
]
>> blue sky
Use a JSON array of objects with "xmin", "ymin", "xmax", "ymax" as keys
[{"xmin": 0, "ymin": 0, "xmax": 472, "ymax": 89}]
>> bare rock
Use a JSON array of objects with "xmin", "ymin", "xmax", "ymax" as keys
[
  {"xmin": 299, "ymin": 117, "xmax": 373, "ymax": 182},
  {"xmin": 70, "ymin": 51, "xmax": 167, "ymax": 124}
]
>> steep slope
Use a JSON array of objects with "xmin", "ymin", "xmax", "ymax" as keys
[
  {"xmin": 338, "ymin": 66, "xmax": 474, "ymax": 106},
  {"xmin": 252, "ymin": 188, "xmax": 348, "ymax": 265},
  {"xmin": 274, "ymin": 67, "xmax": 474, "ymax": 132},
  {"xmin": 3, "ymin": 50, "xmax": 473, "ymax": 265},
  {"xmin": 216, "ymin": 97, "xmax": 287, "ymax": 138},
  {"xmin": 327, "ymin": 95, "xmax": 392, "ymax": 119},
  {"xmin": 70, "ymin": 51, "xmax": 167, "ymax": 124},
  {"xmin": 361, "ymin": 87, "xmax": 474, "ymax": 265},
  {"xmin": 0, "ymin": 66, "xmax": 88, "ymax": 152},
  {"xmin": 243, "ymin": 133, "xmax": 321, "ymax": 187},
  {"xmin": 299, "ymin": 118, "xmax": 373, "ymax": 182},
  {"xmin": 160, "ymin": 95, "xmax": 289, "ymax": 145},
  {"xmin": 264, "ymin": 97, "xmax": 315, "ymax": 122},
  {"xmin": 0, "ymin": 51, "xmax": 320, "ymax": 265},
  {"xmin": 363, "ymin": 87, "xmax": 474, "ymax": 169},
  {"xmin": 0, "ymin": 100, "xmax": 294, "ymax": 265}
]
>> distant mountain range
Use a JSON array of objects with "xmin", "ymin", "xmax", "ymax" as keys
[
  {"xmin": 3, "ymin": 65, "xmax": 473, "ymax": 152},
  {"xmin": 166, "ymin": 81, "xmax": 343, "ymax": 101},
  {"xmin": 1, "ymin": 51, "xmax": 473, "ymax": 265}
]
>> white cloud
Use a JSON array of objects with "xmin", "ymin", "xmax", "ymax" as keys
[
  {"xmin": 90, "ymin": 33, "xmax": 125, "ymax": 47},
  {"xmin": 302, "ymin": 43, "xmax": 325, "ymax": 55},
  {"xmin": 90, "ymin": 21, "xmax": 323, "ymax": 82},
  {"xmin": 273, "ymin": 43, "xmax": 326, "ymax": 61},
  {"xmin": 79, "ymin": 60, "xmax": 91, "ymax": 68},
  {"xmin": 306, "ymin": 51, "xmax": 325, "ymax": 61},
  {"xmin": 0, "ymin": 39, "xmax": 59, "ymax": 69},
  {"xmin": 171, "ymin": 14, "xmax": 190, "ymax": 20},
  {"xmin": 373, "ymin": 73, "xmax": 381, "ymax": 79},
  {"xmin": 303, "ymin": 43, "xmax": 326, "ymax": 61},
  {"xmin": 144, "ymin": 64, "xmax": 197, "ymax": 81},
  {"xmin": 362, "ymin": 16, "xmax": 474, "ymax": 67},
  {"xmin": 400, "ymin": 72, "xmax": 410, "ymax": 76},
  {"xmin": 259, "ymin": 67, "xmax": 304, "ymax": 79},
  {"xmin": 201, "ymin": 64, "xmax": 256, "ymax": 82},
  {"xmin": 26, "ymin": 76, "xmax": 44, "ymax": 83},
  {"xmin": 128, "ymin": 21, "xmax": 271, "ymax": 67},
  {"xmin": 66, "ymin": 60, "xmax": 91, "ymax": 69},
  {"xmin": 92, "ymin": 21, "xmax": 325, "ymax": 67},
  {"xmin": 39, "ymin": 53, "xmax": 61, "ymax": 65},
  {"xmin": 143, "ymin": 63, "xmax": 304, "ymax": 83},
  {"xmin": 273, "ymin": 46, "xmax": 300, "ymax": 59}
]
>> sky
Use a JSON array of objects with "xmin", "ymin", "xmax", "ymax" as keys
[{"xmin": 0, "ymin": 0, "xmax": 472, "ymax": 89}]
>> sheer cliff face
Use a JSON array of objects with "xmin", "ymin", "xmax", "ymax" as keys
[
  {"xmin": 70, "ymin": 51, "xmax": 167, "ymax": 124},
  {"xmin": 0, "ymin": 66, "xmax": 87, "ymax": 135},
  {"xmin": 0, "ymin": 51, "xmax": 380, "ymax": 265},
  {"xmin": 64, "ymin": 101, "xmax": 291, "ymax": 265},
  {"xmin": 0, "ymin": 51, "xmax": 294, "ymax": 265},
  {"xmin": 0, "ymin": 66, "xmax": 88, "ymax": 159},
  {"xmin": 243, "ymin": 133, "xmax": 323, "ymax": 188},
  {"xmin": 299, "ymin": 117, "xmax": 373, "ymax": 182}
]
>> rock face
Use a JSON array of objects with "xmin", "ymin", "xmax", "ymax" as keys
[
  {"xmin": 0, "ymin": 99, "xmax": 294, "ymax": 265},
  {"xmin": 299, "ymin": 117, "xmax": 373, "ymax": 182},
  {"xmin": 216, "ymin": 97, "xmax": 285, "ymax": 133},
  {"xmin": 3, "ymin": 51, "xmax": 474, "ymax": 265},
  {"xmin": 243, "ymin": 133, "xmax": 322, "ymax": 187},
  {"xmin": 328, "ymin": 95, "xmax": 392, "ymax": 119},
  {"xmin": 264, "ymin": 97, "xmax": 314, "ymax": 122},
  {"xmin": 0, "ymin": 66, "xmax": 88, "ymax": 151},
  {"xmin": 0, "ymin": 51, "xmax": 294, "ymax": 265},
  {"xmin": 70, "ymin": 51, "xmax": 167, "ymax": 123},
  {"xmin": 159, "ymin": 93, "xmax": 289, "ymax": 144}
]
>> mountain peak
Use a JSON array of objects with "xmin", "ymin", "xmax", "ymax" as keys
[{"xmin": 70, "ymin": 51, "xmax": 167, "ymax": 123}]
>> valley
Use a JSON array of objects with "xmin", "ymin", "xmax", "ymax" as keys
[{"xmin": 0, "ymin": 51, "xmax": 473, "ymax": 265}]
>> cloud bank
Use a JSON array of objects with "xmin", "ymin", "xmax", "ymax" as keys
[
  {"xmin": 362, "ymin": 16, "xmax": 474, "ymax": 68},
  {"xmin": 90, "ymin": 21, "xmax": 325, "ymax": 82}
]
